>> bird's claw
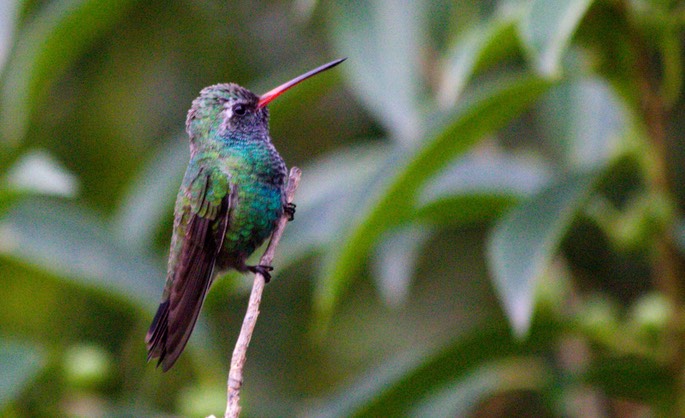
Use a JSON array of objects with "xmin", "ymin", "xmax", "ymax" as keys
[
  {"xmin": 249, "ymin": 264, "xmax": 274, "ymax": 282},
  {"xmin": 284, "ymin": 202, "xmax": 296, "ymax": 221}
]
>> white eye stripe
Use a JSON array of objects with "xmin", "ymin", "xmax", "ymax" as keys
[
  {"xmin": 220, "ymin": 101, "xmax": 250, "ymax": 134},
  {"xmin": 220, "ymin": 106, "xmax": 233, "ymax": 134}
]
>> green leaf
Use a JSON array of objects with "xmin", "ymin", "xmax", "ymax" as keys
[
  {"xmin": 487, "ymin": 169, "xmax": 599, "ymax": 336},
  {"xmin": 0, "ymin": 338, "xmax": 45, "ymax": 408},
  {"xmin": 0, "ymin": 198, "xmax": 163, "ymax": 309},
  {"xmin": 417, "ymin": 152, "xmax": 550, "ymax": 225},
  {"xmin": 536, "ymin": 78, "xmax": 628, "ymax": 168},
  {"xmin": 311, "ymin": 341, "xmax": 441, "ymax": 418},
  {"xmin": 438, "ymin": 13, "xmax": 519, "ymax": 107},
  {"xmin": 311, "ymin": 321, "xmax": 560, "ymax": 417},
  {"xmin": 408, "ymin": 358, "xmax": 550, "ymax": 417},
  {"xmin": 418, "ymin": 194, "xmax": 519, "ymax": 226},
  {"xmin": 317, "ymin": 75, "xmax": 553, "ymax": 326},
  {"xmin": 518, "ymin": 0, "xmax": 595, "ymax": 76},
  {"xmin": 112, "ymin": 138, "xmax": 186, "ymax": 251},
  {"xmin": 0, "ymin": 0, "xmax": 136, "ymax": 146},
  {"xmin": 276, "ymin": 143, "xmax": 393, "ymax": 267},
  {"xmin": 329, "ymin": 0, "xmax": 427, "ymax": 142},
  {"xmin": 0, "ymin": 149, "xmax": 79, "ymax": 215},
  {"xmin": 4, "ymin": 149, "xmax": 79, "ymax": 198},
  {"xmin": 371, "ymin": 224, "xmax": 433, "ymax": 307}
]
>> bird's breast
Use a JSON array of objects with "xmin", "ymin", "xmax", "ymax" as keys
[{"xmin": 219, "ymin": 144, "xmax": 286, "ymax": 257}]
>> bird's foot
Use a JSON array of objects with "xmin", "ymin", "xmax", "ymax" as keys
[
  {"xmin": 248, "ymin": 264, "xmax": 274, "ymax": 282},
  {"xmin": 284, "ymin": 202, "xmax": 296, "ymax": 221}
]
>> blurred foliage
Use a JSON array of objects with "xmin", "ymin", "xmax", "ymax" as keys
[{"xmin": 3, "ymin": 0, "xmax": 685, "ymax": 416}]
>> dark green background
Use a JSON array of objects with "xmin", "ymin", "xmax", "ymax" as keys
[{"xmin": 2, "ymin": 0, "xmax": 685, "ymax": 416}]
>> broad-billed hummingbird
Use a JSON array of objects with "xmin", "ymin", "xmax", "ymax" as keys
[{"xmin": 146, "ymin": 58, "xmax": 345, "ymax": 371}]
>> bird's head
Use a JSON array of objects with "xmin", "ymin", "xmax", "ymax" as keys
[
  {"xmin": 185, "ymin": 83, "xmax": 268, "ymax": 143},
  {"xmin": 185, "ymin": 58, "xmax": 346, "ymax": 148}
]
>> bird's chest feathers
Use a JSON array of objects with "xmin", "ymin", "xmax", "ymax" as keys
[
  {"xmin": 221, "ymin": 141, "xmax": 285, "ymax": 187},
  {"xmin": 219, "ymin": 145, "xmax": 285, "ymax": 232}
]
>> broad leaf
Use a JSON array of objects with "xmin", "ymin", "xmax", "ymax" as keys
[
  {"xmin": 488, "ymin": 169, "xmax": 599, "ymax": 336},
  {"xmin": 536, "ymin": 78, "xmax": 627, "ymax": 168},
  {"xmin": 0, "ymin": 198, "xmax": 163, "ymax": 309},
  {"xmin": 329, "ymin": 0, "xmax": 427, "ymax": 143},
  {"xmin": 311, "ymin": 321, "xmax": 561, "ymax": 417},
  {"xmin": 317, "ymin": 75, "xmax": 552, "ymax": 325},
  {"xmin": 438, "ymin": 14, "xmax": 519, "ymax": 107},
  {"xmin": 417, "ymin": 151, "xmax": 550, "ymax": 225},
  {"xmin": 409, "ymin": 358, "xmax": 550, "ymax": 417},
  {"xmin": 113, "ymin": 138, "xmax": 186, "ymax": 251},
  {"xmin": 4, "ymin": 149, "xmax": 79, "ymax": 198},
  {"xmin": 276, "ymin": 143, "xmax": 393, "ymax": 268},
  {"xmin": 518, "ymin": 0, "xmax": 595, "ymax": 76},
  {"xmin": 0, "ymin": 150, "xmax": 79, "ymax": 215},
  {"xmin": 371, "ymin": 224, "xmax": 433, "ymax": 307}
]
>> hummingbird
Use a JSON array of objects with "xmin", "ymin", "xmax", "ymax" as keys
[{"xmin": 146, "ymin": 58, "xmax": 345, "ymax": 371}]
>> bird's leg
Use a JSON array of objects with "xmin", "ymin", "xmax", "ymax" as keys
[
  {"xmin": 284, "ymin": 202, "xmax": 296, "ymax": 221},
  {"xmin": 248, "ymin": 264, "xmax": 274, "ymax": 282}
]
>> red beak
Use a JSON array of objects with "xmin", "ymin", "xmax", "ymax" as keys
[{"xmin": 257, "ymin": 58, "xmax": 346, "ymax": 108}]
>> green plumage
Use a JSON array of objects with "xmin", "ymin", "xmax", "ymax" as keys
[
  {"xmin": 146, "ymin": 58, "xmax": 344, "ymax": 372},
  {"xmin": 146, "ymin": 83, "xmax": 286, "ymax": 371}
]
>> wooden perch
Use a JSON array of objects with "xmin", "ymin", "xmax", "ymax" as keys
[{"xmin": 222, "ymin": 166, "xmax": 302, "ymax": 418}]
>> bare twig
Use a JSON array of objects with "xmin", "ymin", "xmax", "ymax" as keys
[{"xmin": 223, "ymin": 166, "xmax": 302, "ymax": 418}]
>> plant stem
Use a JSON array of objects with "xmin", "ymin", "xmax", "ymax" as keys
[
  {"xmin": 626, "ymin": 4, "xmax": 685, "ymax": 412},
  {"xmin": 223, "ymin": 167, "xmax": 302, "ymax": 418}
]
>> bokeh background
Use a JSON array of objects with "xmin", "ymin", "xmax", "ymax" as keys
[{"xmin": 3, "ymin": 0, "xmax": 685, "ymax": 416}]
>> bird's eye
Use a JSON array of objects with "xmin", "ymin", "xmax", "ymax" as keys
[{"xmin": 233, "ymin": 104, "xmax": 247, "ymax": 116}]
